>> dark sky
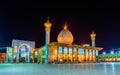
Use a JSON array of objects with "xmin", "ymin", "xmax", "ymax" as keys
[{"xmin": 0, "ymin": 1, "xmax": 120, "ymax": 51}]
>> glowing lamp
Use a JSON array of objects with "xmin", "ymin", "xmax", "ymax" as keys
[
  {"xmin": 14, "ymin": 46, "xmax": 17, "ymax": 52},
  {"xmin": 30, "ymin": 48, "xmax": 34, "ymax": 53},
  {"xmin": 35, "ymin": 52, "xmax": 38, "ymax": 56},
  {"xmin": 111, "ymin": 51, "xmax": 114, "ymax": 54},
  {"xmin": 103, "ymin": 52, "xmax": 106, "ymax": 55},
  {"xmin": 8, "ymin": 50, "xmax": 12, "ymax": 55}
]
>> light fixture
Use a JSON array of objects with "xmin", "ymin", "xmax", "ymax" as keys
[
  {"xmin": 103, "ymin": 52, "xmax": 106, "ymax": 55},
  {"xmin": 111, "ymin": 51, "xmax": 114, "ymax": 54}
]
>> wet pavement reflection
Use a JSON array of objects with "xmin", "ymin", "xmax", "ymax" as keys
[{"xmin": 0, "ymin": 62, "xmax": 120, "ymax": 75}]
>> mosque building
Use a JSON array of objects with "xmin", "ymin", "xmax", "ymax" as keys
[
  {"xmin": 36, "ymin": 19, "xmax": 103, "ymax": 63},
  {"xmin": 0, "ymin": 19, "xmax": 103, "ymax": 63}
]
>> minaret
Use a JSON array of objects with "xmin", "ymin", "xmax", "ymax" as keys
[
  {"xmin": 44, "ymin": 17, "xmax": 52, "ymax": 63},
  {"xmin": 90, "ymin": 31, "xmax": 96, "ymax": 47}
]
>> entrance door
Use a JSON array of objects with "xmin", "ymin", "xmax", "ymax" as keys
[{"xmin": 19, "ymin": 45, "xmax": 29, "ymax": 63}]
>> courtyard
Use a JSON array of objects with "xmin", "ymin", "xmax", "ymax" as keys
[{"xmin": 0, "ymin": 62, "xmax": 120, "ymax": 75}]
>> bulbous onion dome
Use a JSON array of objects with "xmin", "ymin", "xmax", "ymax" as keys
[{"xmin": 57, "ymin": 24, "xmax": 74, "ymax": 44}]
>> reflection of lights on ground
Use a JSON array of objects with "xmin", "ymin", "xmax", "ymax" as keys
[
  {"xmin": 0, "ymin": 63, "xmax": 13, "ymax": 66},
  {"xmin": 0, "ymin": 63, "xmax": 120, "ymax": 75}
]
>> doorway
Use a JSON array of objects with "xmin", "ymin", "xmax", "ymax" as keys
[{"xmin": 19, "ymin": 45, "xmax": 29, "ymax": 63}]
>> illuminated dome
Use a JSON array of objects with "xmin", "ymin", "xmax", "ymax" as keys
[{"xmin": 57, "ymin": 24, "xmax": 74, "ymax": 44}]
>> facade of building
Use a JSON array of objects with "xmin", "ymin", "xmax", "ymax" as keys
[
  {"xmin": 38, "ymin": 42, "xmax": 102, "ymax": 63},
  {"xmin": 0, "ymin": 19, "xmax": 103, "ymax": 63},
  {"xmin": 98, "ymin": 49, "xmax": 120, "ymax": 62},
  {"xmin": 5, "ymin": 39, "xmax": 36, "ymax": 63}
]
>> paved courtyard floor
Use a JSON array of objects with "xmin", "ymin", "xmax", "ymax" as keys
[{"xmin": 0, "ymin": 62, "xmax": 120, "ymax": 75}]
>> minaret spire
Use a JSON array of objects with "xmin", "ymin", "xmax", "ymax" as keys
[
  {"xmin": 92, "ymin": 30, "xmax": 94, "ymax": 34},
  {"xmin": 47, "ymin": 17, "xmax": 49, "ymax": 23}
]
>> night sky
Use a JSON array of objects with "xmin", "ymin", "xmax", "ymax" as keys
[{"xmin": 0, "ymin": 1, "xmax": 120, "ymax": 51}]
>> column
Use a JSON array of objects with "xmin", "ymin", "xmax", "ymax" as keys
[
  {"xmin": 92, "ymin": 50, "xmax": 94, "ymax": 62},
  {"xmin": 88, "ymin": 49, "xmax": 89, "ymax": 62},
  {"xmin": 94, "ymin": 50, "xmax": 96, "ymax": 62},
  {"xmin": 93, "ymin": 50, "xmax": 94, "ymax": 62},
  {"xmin": 96, "ymin": 50, "xmax": 98, "ymax": 61},
  {"xmin": 33, "ymin": 52, "xmax": 35, "ymax": 63},
  {"xmin": 62, "ymin": 47, "xmax": 64, "ymax": 62},
  {"xmin": 72, "ymin": 47, "xmax": 74, "ymax": 62},
  {"xmin": 56, "ymin": 46, "xmax": 58, "ymax": 62},
  {"xmin": 86, "ymin": 49, "xmax": 89, "ymax": 62},
  {"xmin": 68, "ymin": 48, "xmax": 69, "ymax": 62},
  {"xmin": 84, "ymin": 48, "xmax": 86, "ymax": 62},
  {"xmin": 67, "ymin": 47, "xmax": 69, "ymax": 62},
  {"xmin": 85, "ymin": 49, "xmax": 89, "ymax": 62},
  {"xmin": 37, "ymin": 50, "xmax": 41, "ymax": 64},
  {"xmin": 6, "ymin": 47, "xmax": 8, "ymax": 63},
  {"xmin": 45, "ymin": 43, "xmax": 49, "ymax": 63},
  {"xmin": 91, "ymin": 50, "xmax": 93, "ymax": 62},
  {"xmin": 16, "ymin": 50, "xmax": 19, "ymax": 63},
  {"xmin": 11, "ymin": 49, "xmax": 13, "ymax": 63},
  {"xmin": 57, "ymin": 47, "xmax": 59, "ymax": 62},
  {"xmin": 40, "ymin": 51, "xmax": 43, "ymax": 64},
  {"xmin": 77, "ymin": 48, "xmax": 78, "ymax": 63},
  {"xmin": 37, "ymin": 51, "xmax": 39, "ymax": 63},
  {"xmin": 28, "ymin": 51, "xmax": 30, "ymax": 63}
]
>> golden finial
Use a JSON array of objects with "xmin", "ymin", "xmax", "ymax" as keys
[
  {"xmin": 47, "ymin": 17, "xmax": 49, "ymax": 23},
  {"xmin": 44, "ymin": 17, "xmax": 52, "ymax": 31},
  {"xmin": 64, "ymin": 23, "xmax": 67, "ymax": 29},
  {"xmin": 90, "ymin": 31, "xmax": 96, "ymax": 40}
]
